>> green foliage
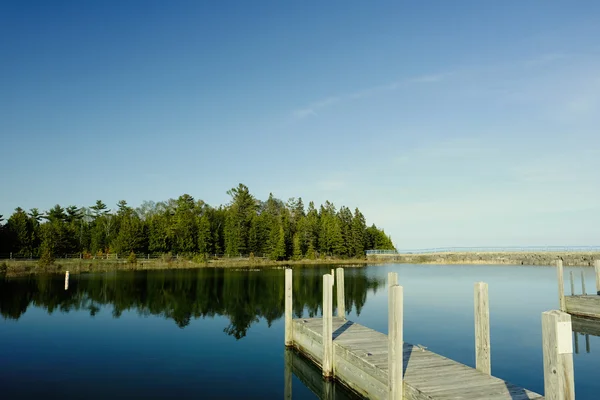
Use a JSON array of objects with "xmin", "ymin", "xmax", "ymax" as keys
[
  {"xmin": 3, "ymin": 183, "xmax": 394, "ymax": 261},
  {"xmin": 127, "ymin": 251, "xmax": 137, "ymax": 265}
]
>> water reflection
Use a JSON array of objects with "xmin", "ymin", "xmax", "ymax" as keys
[
  {"xmin": 572, "ymin": 315, "xmax": 600, "ymax": 354},
  {"xmin": 0, "ymin": 267, "xmax": 383, "ymax": 339}
]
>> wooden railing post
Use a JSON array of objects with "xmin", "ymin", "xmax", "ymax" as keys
[
  {"xmin": 388, "ymin": 284, "xmax": 404, "ymax": 400},
  {"xmin": 595, "ymin": 260, "xmax": 600, "ymax": 295},
  {"xmin": 64, "ymin": 271, "xmax": 69, "ymax": 291},
  {"xmin": 557, "ymin": 260, "xmax": 566, "ymax": 311},
  {"xmin": 336, "ymin": 267, "xmax": 345, "ymax": 319},
  {"xmin": 285, "ymin": 268, "xmax": 293, "ymax": 347},
  {"xmin": 474, "ymin": 282, "xmax": 491, "ymax": 375},
  {"xmin": 569, "ymin": 271, "xmax": 574, "ymax": 295},
  {"xmin": 542, "ymin": 310, "xmax": 575, "ymax": 400},
  {"xmin": 323, "ymin": 274, "xmax": 333, "ymax": 380}
]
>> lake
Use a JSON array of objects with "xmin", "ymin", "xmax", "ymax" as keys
[{"xmin": 1, "ymin": 264, "xmax": 598, "ymax": 399}]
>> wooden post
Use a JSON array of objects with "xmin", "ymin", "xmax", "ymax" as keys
[
  {"xmin": 284, "ymin": 348, "xmax": 292, "ymax": 400},
  {"xmin": 541, "ymin": 310, "xmax": 575, "ymax": 400},
  {"xmin": 557, "ymin": 260, "xmax": 566, "ymax": 311},
  {"xmin": 581, "ymin": 270, "xmax": 586, "ymax": 295},
  {"xmin": 64, "ymin": 271, "xmax": 69, "ymax": 291},
  {"xmin": 474, "ymin": 282, "xmax": 491, "ymax": 375},
  {"xmin": 285, "ymin": 268, "xmax": 293, "ymax": 347},
  {"xmin": 322, "ymin": 274, "xmax": 333, "ymax": 380},
  {"xmin": 388, "ymin": 284, "xmax": 404, "ymax": 400},
  {"xmin": 336, "ymin": 267, "xmax": 345, "ymax": 319},
  {"xmin": 331, "ymin": 269, "xmax": 334, "ymax": 281},
  {"xmin": 595, "ymin": 260, "xmax": 600, "ymax": 295},
  {"xmin": 388, "ymin": 271, "xmax": 398, "ymax": 288},
  {"xmin": 569, "ymin": 271, "xmax": 574, "ymax": 296}
]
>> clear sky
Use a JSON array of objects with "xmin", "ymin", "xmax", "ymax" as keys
[{"xmin": 1, "ymin": 1, "xmax": 599, "ymax": 249}]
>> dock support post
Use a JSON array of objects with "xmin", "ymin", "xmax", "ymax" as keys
[
  {"xmin": 541, "ymin": 310, "xmax": 575, "ymax": 400},
  {"xmin": 388, "ymin": 284, "xmax": 404, "ymax": 400},
  {"xmin": 569, "ymin": 271, "xmax": 574, "ymax": 295},
  {"xmin": 581, "ymin": 270, "xmax": 586, "ymax": 295},
  {"xmin": 285, "ymin": 268, "xmax": 293, "ymax": 347},
  {"xmin": 574, "ymin": 332, "xmax": 579, "ymax": 354},
  {"xmin": 65, "ymin": 271, "xmax": 69, "ymax": 291},
  {"xmin": 336, "ymin": 268, "xmax": 345, "ymax": 319},
  {"xmin": 388, "ymin": 271, "xmax": 398, "ymax": 288},
  {"xmin": 595, "ymin": 260, "xmax": 600, "ymax": 295},
  {"xmin": 474, "ymin": 282, "xmax": 491, "ymax": 375},
  {"xmin": 323, "ymin": 274, "xmax": 333, "ymax": 380},
  {"xmin": 557, "ymin": 260, "xmax": 566, "ymax": 311}
]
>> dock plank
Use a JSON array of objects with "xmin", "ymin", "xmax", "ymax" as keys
[
  {"xmin": 292, "ymin": 318, "xmax": 544, "ymax": 400},
  {"xmin": 565, "ymin": 295, "xmax": 600, "ymax": 319}
]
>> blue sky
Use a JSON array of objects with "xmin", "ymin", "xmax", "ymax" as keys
[{"xmin": 1, "ymin": 1, "xmax": 599, "ymax": 248}]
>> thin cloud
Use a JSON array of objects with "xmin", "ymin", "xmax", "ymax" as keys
[{"xmin": 292, "ymin": 73, "xmax": 447, "ymax": 119}]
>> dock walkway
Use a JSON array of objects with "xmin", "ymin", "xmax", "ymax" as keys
[
  {"xmin": 284, "ymin": 268, "xmax": 576, "ymax": 400},
  {"xmin": 292, "ymin": 316, "xmax": 542, "ymax": 400}
]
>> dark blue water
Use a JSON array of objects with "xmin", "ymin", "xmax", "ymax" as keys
[{"xmin": 0, "ymin": 264, "xmax": 598, "ymax": 399}]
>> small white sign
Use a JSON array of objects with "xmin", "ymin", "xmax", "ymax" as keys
[{"xmin": 557, "ymin": 321, "xmax": 573, "ymax": 354}]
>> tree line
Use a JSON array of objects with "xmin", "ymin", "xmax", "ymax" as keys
[
  {"xmin": 0, "ymin": 183, "xmax": 395, "ymax": 262},
  {"xmin": 0, "ymin": 267, "xmax": 384, "ymax": 338}
]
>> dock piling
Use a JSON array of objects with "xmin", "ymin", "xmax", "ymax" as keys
[
  {"xmin": 569, "ymin": 271, "xmax": 574, "ymax": 295},
  {"xmin": 322, "ymin": 274, "xmax": 333, "ymax": 380},
  {"xmin": 388, "ymin": 284, "xmax": 404, "ymax": 400},
  {"xmin": 541, "ymin": 310, "xmax": 575, "ymax": 400},
  {"xmin": 557, "ymin": 260, "xmax": 566, "ymax": 311},
  {"xmin": 285, "ymin": 268, "xmax": 293, "ymax": 347},
  {"xmin": 581, "ymin": 270, "xmax": 586, "ymax": 295},
  {"xmin": 388, "ymin": 271, "xmax": 398, "ymax": 288},
  {"xmin": 336, "ymin": 268, "xmax": 345, "ymax": 319},
  {"xmin": 595, "ymin": 260, "xmax": 600, "ymax": 295},
  {"xmin": 474, "ymin": 282, "xmax": 491, "ymax": 375},
  {"xmin": 64, "ymin": 271, "xmax": 69, "ymax": 291}
]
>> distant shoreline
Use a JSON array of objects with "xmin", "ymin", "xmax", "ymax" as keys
[
  {"xmin": 367, "ymin": 251, "xmax": 600, "ymax": 267},
  {"xmin": 2, "ymin": 251, "xmax": 598, "ymax": 277}
]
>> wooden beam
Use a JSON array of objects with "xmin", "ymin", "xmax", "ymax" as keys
[
  {"xmin": 557, "ymin": 260, "xmax": 566, "ymax": 311},
  {"xmin": 285, "ymin": 268, "xmax": 293, "ymax": 347},
  {"xmin": 541, "ymin": 310, "xmax": 575, "ymax": 400},
  {"xmin": 336, "ymin": 267, "xmax": 345, "ymax": 319},
  {"xmin": 474, "ymin": 282, "xmax": 491, "ymax": 375},
  {"xmin": 388, "ymin": 284, "xmax": 403, "ymax": 400},
  {"xmin": 322, "ymin": 274, "xmax": 333, "ymax": 380}
]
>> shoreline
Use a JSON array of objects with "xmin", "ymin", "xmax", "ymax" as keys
[
  {"xmin": 2, "ymin": 251, "xmax": 599, "ymax": 277},
  {"xmin": 368, "ymin": 251, "xmax": 600, "ymax": 267},
  {"xmin": 0, "ymin": 257, "xmax": 380, "ymax": 277}
]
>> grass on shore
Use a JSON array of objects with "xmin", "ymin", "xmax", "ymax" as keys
[{"xmin": 0, "ymin": 256, "xmax": 378, "ymax": 277}]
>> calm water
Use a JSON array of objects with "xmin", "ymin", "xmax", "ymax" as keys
[{"xmin": 1, "ymin": 264, "xmax": 599, "ymax": 399}]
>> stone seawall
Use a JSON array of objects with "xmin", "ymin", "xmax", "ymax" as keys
[{"xmin": 368, "ymin": 252, "xmax": 600, "ymax": 267}]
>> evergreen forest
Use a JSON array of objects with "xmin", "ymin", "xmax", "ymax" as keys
[{"xmin": 0, "ymin": 183, "xmax": 395, "ymax": 261}]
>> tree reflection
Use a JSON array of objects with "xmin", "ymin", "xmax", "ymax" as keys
[{"xmin": 0, "ymin": 267, "xmax": 382, "ymax": 339}]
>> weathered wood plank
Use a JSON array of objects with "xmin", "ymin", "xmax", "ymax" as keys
[
  {"xmin": 571, "ymin": 315, "xmax": 600, "ymax": 337},
  {"xmin": 564, "ymin": 295, "xmax": 600, "ymax": 319}
]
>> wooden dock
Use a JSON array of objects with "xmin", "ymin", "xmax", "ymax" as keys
[
  {"xmin": 557, "ymin": 259, "xmax": 600, "ymax": 319},
  {"xmin": 284, "ymin": 268, "xmax": 576, "ymax": 400}
]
